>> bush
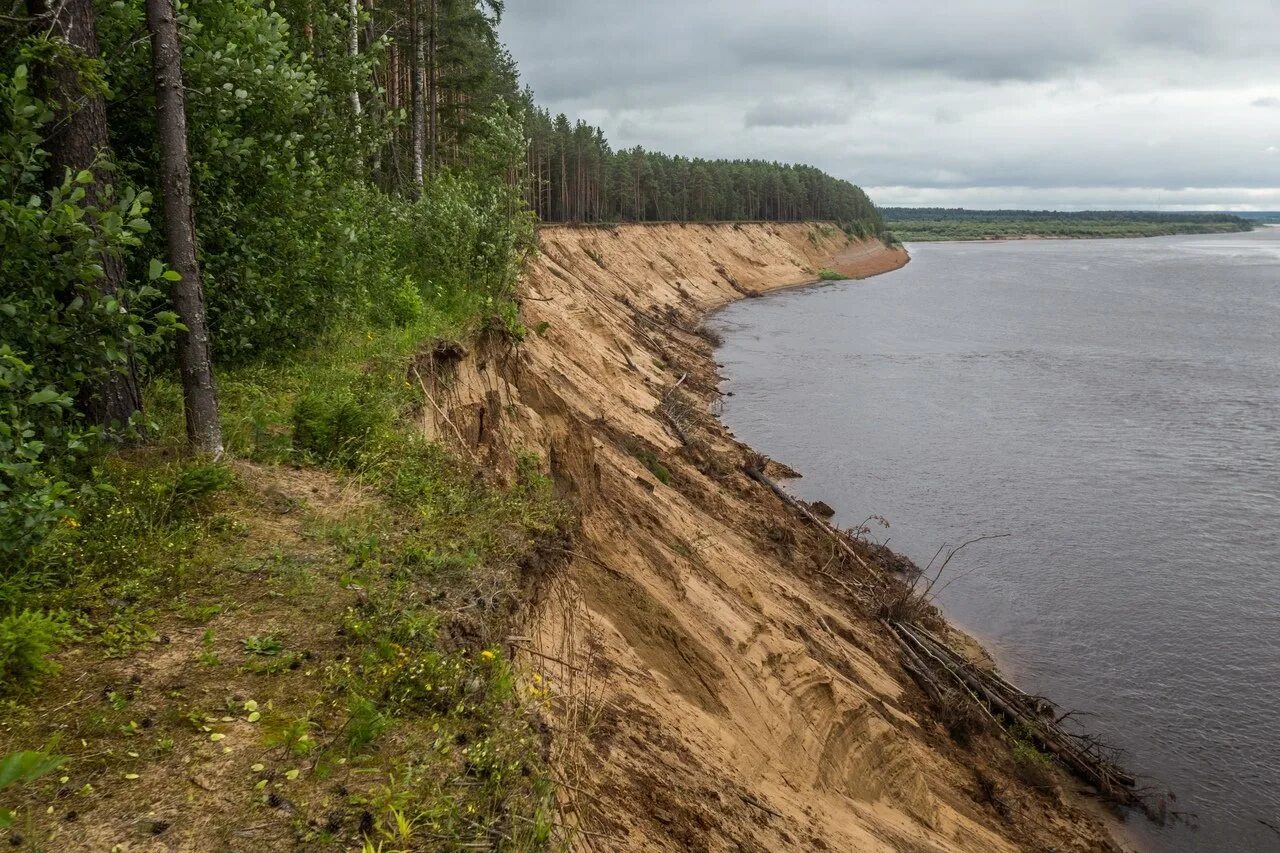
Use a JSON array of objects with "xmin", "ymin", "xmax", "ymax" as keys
[
  {"xmin": 1011, "ymin": 737, "xmax": 1057, "ymax": 791},
  {"xmin": 291, "ymin": 389, "xmax": 384, "ymax": 465},
  {"xmin": 0, "ymin": 62, "xmax": 178, "ymax": 562},
  {"xmin": 170, "ymin": 461, "xmax": 235, "ymax": 517},
  {"xmin": 376, "ymin": 276, "xmax": 427, "ymax": 328},
  {"xmin": 817, "ymin": 268, "xmax": 847, "ymax": 281},
  {"xmin": 0, "ymin": 610, "xmax": 71, "ymax": 694}
]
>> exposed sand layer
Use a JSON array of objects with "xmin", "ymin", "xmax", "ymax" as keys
[{"xmin": 415, "ymin": 222, "xmax": 1121, "ymax": 851}]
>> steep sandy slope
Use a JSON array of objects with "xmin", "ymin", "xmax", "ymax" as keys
[{"xmin": 415, "ymin": 223, "xmax": 1120, "ymax": 851}]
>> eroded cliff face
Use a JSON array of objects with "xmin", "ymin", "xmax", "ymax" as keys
[{"xmin": 415, "ymin": 223, "xmax": 1118, "ymax": 851}]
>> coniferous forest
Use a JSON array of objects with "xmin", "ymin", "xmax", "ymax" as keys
[{"xmin": 521, "ymin": 106, "xmax": 883, "ymax": 229}]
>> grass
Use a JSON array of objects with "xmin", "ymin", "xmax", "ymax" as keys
[
  {"xmin": 624, "ymin": 441, "xmax": 672, "ymax": 485},
  {"xmin": 0, "ymin": 309, "xmax": 573, "ymax": 849},
  {"xmin": 816, "ymin": 268, "xmax": 847, "ymax": 281}
]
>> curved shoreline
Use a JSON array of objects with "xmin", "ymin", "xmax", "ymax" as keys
[
  {"xmin": 706, "ymin": 245, "xmax": 1146, "ymax": 853},
  {"xmin": 464, "ymin": 222, "xmax": 1127, "ymax": 850}
]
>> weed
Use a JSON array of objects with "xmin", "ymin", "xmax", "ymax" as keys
[
  {"xmin": 817, "ymin": 268, "xmax": 847, "ymax": 281},
  {"xmin": 1009, "ymin": 724, "xmax": 1057, "ymax": 791},
  {"xmin": 344, "ymin": 695, "xmax": 390, "ymax": 753},
  {"xmin": 625, "ymin": 441, "xmax": 672, "ymax": 485},
  {"xmin": 0, "ymin": 610, "xmax": 71, "ymax": 694},
  {"xmin": 242, "ymin": 635, "xmax": 285, "ymax": 656},
  {"xmin": 198, "ymin": 629, "xmax": 220, "ymax": 666},
  {"xmin": 99, "ymin": 611, "xmax": 155, "ymax": 658},
  {"xmin": 263, "ymin": 716, "xmax": 316, "ymax": 756},
  {"xmin": 291, "ymin": 390, "xmax": 384, "ymax": 466},
  {"xmin": 0, "ymin": 748, "xmax": 65, "ymax": 828},
  {"xmin": 169, "ymin": 462, "xmax": 235, "ymax": 519}
]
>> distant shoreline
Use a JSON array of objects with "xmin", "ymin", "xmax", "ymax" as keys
[
  {"xmin": 880, "ymin": 208, "xmax": 1256, "ymax": 242},
  {"xmin": 903, "ymin": 228, "xmax": 1256, "ymax": 243}
]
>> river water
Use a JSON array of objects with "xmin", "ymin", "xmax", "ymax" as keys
[{"xmin": 713, "ymin": 229, "xmax": 1280, "ymax": 851}]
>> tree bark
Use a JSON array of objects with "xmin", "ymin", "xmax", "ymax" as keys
[
  {"xmin": 408, "ymin": 0, "xmax": 425, "ymax": 192},
  {"xmin": 426, "ymin": 0, "xmax": 437, "ymax": 175},
  {"xmin": 28, "ymin": 0, "xmax": 142, "ymax": 429},
  {"xmin": 347, "ymin": 0, "xmax": 362, "ymax": 118},
  {"xmin": 145, "ymin": 0, "xmax": 223, "ymax": 456}
]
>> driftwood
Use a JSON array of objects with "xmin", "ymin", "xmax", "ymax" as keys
[
  {"xmin": 744, "ymin": 464, "xmax": 873, "ymax": 573},
  {"xmin": 885, "ymin": 619, "xmax": 1144, "ymax": 808},
  {"xmin": 659, "ymin": 373, "xmax": 692, "ymax": 445},
  {"xmin": 742, "ymin": 462, "xmax": 1155, "ymax": 816}
]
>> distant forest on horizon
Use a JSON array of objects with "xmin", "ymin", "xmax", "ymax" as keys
[{"xmin": 879, "ymin": 208, "xmax": 1257, "ymax": 241}]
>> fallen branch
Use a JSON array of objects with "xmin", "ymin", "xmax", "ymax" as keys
[
  {"xmin": 744, "ymin": 463, "xmax": 873, "ymax": 573},
  {"xmin": 885, "ymin": 618, "xmax": 1146, "ymax": 812}
]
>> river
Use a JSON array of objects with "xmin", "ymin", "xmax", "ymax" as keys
[{"xmin": 713, "ymin": 229, "xmax": 1280, "ymax": 851}]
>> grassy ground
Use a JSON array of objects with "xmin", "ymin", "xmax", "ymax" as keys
[{"xmin": 0, "ymin": 311, "xmax": 573, "ymax": 850}]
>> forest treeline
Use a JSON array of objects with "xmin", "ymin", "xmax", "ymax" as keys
[
  {"xmin": 521, "ymin": 107, "xmax": 883, "ymax": 230},
  {"xmin": 882, "ymin": 208, "xmax": 1255, "ymax": 241}
]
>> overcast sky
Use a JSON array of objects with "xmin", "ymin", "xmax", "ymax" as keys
[{"xmin": 500, "ymin": 1, "xmax": 1280, "ymax": 210}]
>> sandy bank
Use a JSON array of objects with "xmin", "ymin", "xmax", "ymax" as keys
[{"xmin": 414, "ymin": 222, "xmax": 1121, "ymax": 851}]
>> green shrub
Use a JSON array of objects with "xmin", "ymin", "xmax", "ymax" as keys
[
  {"xmin": 629, "ymin": 445, "xmax": 671, "ymax": 485},
  {"xmin": 376, "ymin": 276, "xmax": 427, "ymax": 328},
  {"xmin": 0, "ymin": 610, "xmax": 71, "ymax": 693},
  {"xmin": 0, "ymin": 63, "xmax": 178, "ymax": 563},
  {"xmin": 817, "ymin": 268, "xmax": 847, "ymax": 281},
  {"xmin": 291, "ymin": 390, "xmax": 383, "ymax": 465},
  {"xmin": 170, "ymin": 461, "xmax": 235, "ymax": 517}
]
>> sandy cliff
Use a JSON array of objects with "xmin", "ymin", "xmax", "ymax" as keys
[{"xmin": 415, "ymin": 222, "xmax": 1120, "ymax": 851}]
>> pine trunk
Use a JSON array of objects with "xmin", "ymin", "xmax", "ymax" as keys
[
  {"xmin": 145, "ymin": 0, "xmax": 223, "ymax": 456},
  {"xmin": 408, "ymin": 0, "xmax": 425, "ymax": 191},
  {"xmin": 28, "ymin": 0, "xmax": 142, "ymax": 429},
  {"xmin": 427, "ymin": 0, "xmax": 437, "ymax": 175}
]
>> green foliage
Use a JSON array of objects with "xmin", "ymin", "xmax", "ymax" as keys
[
  {"xmin": 3, "ymin": 0, "xmax": 534, "ymax": 569},
  {"xmin": 170, "ymin": 461, "xmax": 234, "ymax": 516},
  {"xmin": 881, "ymin": 208, "xmax": 1255, "ymax": 241},
  {"xmin": 627, "ymin": 443, "xmax": 672, "ymax": 485},
  {"xmin": 0, "ymin": 610, "xmax": 72, "ymax": 694},
  {"xmin": 817, "ymin": 268, "xmax": 847, "ymax": 281},
  {"xmin": 242, "ymin": 635, "xmax": 285, "ymax": 656},
  {"xmin": 263, "ymin": 715, "xmax": 316, "ymax": 756},
  {"xmin": 291, "ymin": 389, "xmax": 385, "ymax": 466},
  {"xmin": 0, "ymin": 748, "xmax": 66, "ymax": 828},
  {"xmin": 344, "ymin": 694, "xmax": 390, "ymax": 752},
  {"xmin": 3, "ymin": 456, "xmax": 227, "ymax": 613},
  {"xmin": 0, "ymin": 62, "xmax": 178, "ymax": 562}
]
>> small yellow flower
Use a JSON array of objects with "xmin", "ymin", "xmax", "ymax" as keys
[
  {"xmin": 61, "ymin": 516, "xmax": 80, "ymax": 529},
  {"xmin": 479, "ymin": 650, "xmax": 495, "ymax": 661}
]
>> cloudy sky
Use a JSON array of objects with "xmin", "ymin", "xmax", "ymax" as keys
[{"xmin": 500, "ymin": 0, "xmax": 1280, "ymax": 210}]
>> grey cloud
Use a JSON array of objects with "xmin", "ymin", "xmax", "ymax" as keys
[
  {"xmin": 501, "ymin": 1, "xmax": 1280, "ymax": 208},
  {"xmin": 744, "ymin": 99, "xmax": 847, "ymax": 128}
]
